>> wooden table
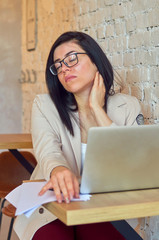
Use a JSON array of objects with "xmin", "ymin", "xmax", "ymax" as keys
[
  {"xmin": 44, "ymin": 188, "xmax": 159, "ymax": 239},
  {"xmin": 0, "ymin": 134, "xmax": 32, "ymax": 149},
  {"xmin": 0, "ymin": 134, "xmax": 33, "ymax": 173},
  {"xmin": 45, "ymin": 188, "xmax": 159, "ymax": 226}
]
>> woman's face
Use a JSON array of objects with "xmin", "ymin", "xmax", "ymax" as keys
[{"xmin": 53, "ymin": 41, "xmax": 97, "ymax": 95}]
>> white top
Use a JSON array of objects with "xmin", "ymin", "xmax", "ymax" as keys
[{"xmin": 81, "ymin": 143, "xmax": 87, "ymax": 173}]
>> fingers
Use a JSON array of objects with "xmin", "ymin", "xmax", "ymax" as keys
[
  {"xmin": 58, "ymin": 174, "xmax": 70, "ymax": 203},
  {"xmin": 39, "ymin": 181, "xmax": 53, "ymax": 196},
  {"xmin": 73, "ymin": 176, "xmax": 80, "ymax": 198},
  {"xmin": 64, "ymin": 174, "xmax": 75, "ymax": 200},
  {"xmin": 97, "ymin": 72, "xmax": 105, "ymax": 89},
  {"xmin": 57, "ymin": 171, "xmax": 79, "ymax": 203},
  {"xmin": 52, "ymin": 176, "xmax": 63, "ymax": 203},
  {"xmin": 94, "ymin": 72, "xmax": 105, "ymax": 90},
  {"xmin": 90, "ymin": 71, "xmax": 106, "ymax": 109},
  {"xmin": 93, "ymin": 72, "xmax": 99, "ymax": 87},
  {"xmin": 39, "ymin": 167, "xmax": 79, "ymax": 204}
]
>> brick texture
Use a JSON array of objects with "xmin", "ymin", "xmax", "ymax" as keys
[{"xmin": 21, "ymin": 0, "xmax": 159, "ymax": 237}]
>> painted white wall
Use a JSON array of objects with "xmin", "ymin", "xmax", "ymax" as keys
[
  {"xmin": 0, "ymin": 0, "xmax": 21, "ymax": 239},
  {"xmin": 0, "ymin": 0, "xmax": 22, "ymax": 134}
]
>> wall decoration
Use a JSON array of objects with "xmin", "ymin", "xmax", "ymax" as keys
[
  {"xmin": 19, "ymin": 69, "xmax": 37, "ymax": 84},
  {"xmin": 26, "ymin": 0, "xmax": 37, "ymax": 51}
]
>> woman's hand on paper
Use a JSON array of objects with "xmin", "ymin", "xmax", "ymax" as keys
[{"xmin": 39, "ymin": 166, "xmax": 79, "ymax": 203}]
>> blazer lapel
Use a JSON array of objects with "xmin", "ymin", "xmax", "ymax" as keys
[{"xmin": 66, "ymin": 111, "xmax": 81, "ymax": 176}]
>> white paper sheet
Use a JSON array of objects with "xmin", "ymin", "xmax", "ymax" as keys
[
  {"xmin": 24, "ymin": 205, "xmax": 41, "ymax": 218},
  {"xmin": 6, "ymin": 184, "xmax": 22, "ymax": 207},
  {"xmin": 5, "ymin": 181, "xmax": 91, "ymax": 217}
]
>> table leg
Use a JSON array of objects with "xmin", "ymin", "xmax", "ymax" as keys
[
  {"xmin": 111, "ymin": 220, "xmax": 143, "ymax": 240},
  {"xmin": 9, "ymin": 149, "xmax": 34, "ymax": 174}
]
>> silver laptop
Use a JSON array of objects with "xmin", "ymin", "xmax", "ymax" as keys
[{"xmin": 80, "ymin": 125, "xmax": 159, "ymax": 194}]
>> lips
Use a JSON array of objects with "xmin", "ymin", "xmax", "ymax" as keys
[{"xmin": 65, "ymin": 75, "xmax": 77, "ymax": 82}]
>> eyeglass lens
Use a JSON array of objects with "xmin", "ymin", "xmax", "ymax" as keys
[{"xmin": 51, "ymin": 53, "xmax": 78, "ymax": 75}]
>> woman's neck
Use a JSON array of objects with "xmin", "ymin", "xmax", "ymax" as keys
[{"xmin": 74, "ymin": 89, "xmax": 91, "ymax": 112}]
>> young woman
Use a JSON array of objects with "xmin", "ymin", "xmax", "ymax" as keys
[{"xmin": 14, "ymin": 31, "xmax": 144, "ymax": 240}]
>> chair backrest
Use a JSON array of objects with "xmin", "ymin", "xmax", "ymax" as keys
[{"xmin": 0, "ymin": 151, "xmax": 37, "ymax": 198}]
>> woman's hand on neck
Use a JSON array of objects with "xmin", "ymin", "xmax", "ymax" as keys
[{"xmin": 74, "ymin": 72, "xmax": 113, "ymax": 127}]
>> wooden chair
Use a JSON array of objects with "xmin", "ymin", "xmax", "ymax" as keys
[{"xmin": 0, "ymin": 151, "xmax": 37, "ymax": 240}]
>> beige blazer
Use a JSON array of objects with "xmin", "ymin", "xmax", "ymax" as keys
[{"xmin": 14, "ymin": 93, "xmax": 143, "ymax": 240}]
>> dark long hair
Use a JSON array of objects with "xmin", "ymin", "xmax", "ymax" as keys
[{"xmin": 46, "ymin": 31, "xmax": 114, "ymax": 136}]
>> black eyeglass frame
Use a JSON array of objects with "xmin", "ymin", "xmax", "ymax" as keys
[{"xmin": 49, "ymin": 52, "xmax": 87, "ymax": 75}]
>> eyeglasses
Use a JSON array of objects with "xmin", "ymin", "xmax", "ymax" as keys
[{"xmin": 50, "ymin": 52, "xmax": 87, "ymax": 75}]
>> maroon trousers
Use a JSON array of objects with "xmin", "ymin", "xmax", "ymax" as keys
[{"xmin": 32, "ymin": 219, "xmax": 125, "ymax": 240}]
